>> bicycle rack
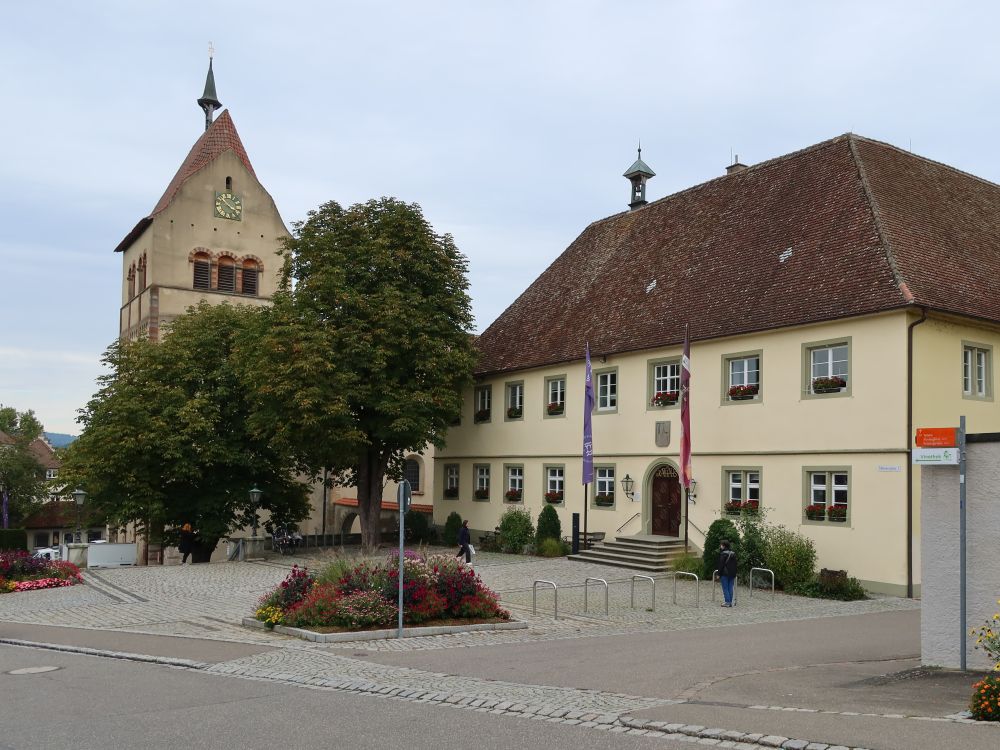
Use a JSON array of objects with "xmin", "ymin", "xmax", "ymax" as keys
[
  {"xmin": 749, "ymin": 567, "xmax": 775, "ymax": 599},
  {"xmin": 584, "ymin": 577, "xmax": 608, "ymax": 615},
  {"xmin": 630, "ymin": 574, "xmax": 655, "ymax": 611},
  {"xmin": 670, "ymin": 571, "xmax": 700, "ymax": 607},
  {"xmin": 533, "ymin": 580, "xmax": 558, "ymax": 619},
  {"xmin": 712, "ymin": 571, "xmax": 738, "ymax": 604}
]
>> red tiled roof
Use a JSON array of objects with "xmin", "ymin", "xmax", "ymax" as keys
[
  {"xmin": 474, "ymin": 134, "xmax": 1000, "ymax": 375},
  {"xmin": 114, "ymin": 110, "xmax": 256, "ymax": 253},
  {"xmin": 22, "ymin": 501, "xmax": 75, "ymax": 529},
  {"xmin": 27, "ymin": 437, "xmax": 59, "ymax": 470}
]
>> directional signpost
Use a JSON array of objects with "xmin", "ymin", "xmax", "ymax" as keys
[
  {"xmin": 914, "ymin": 420, "xmax": 967, "ymax": 668},
  {"xmin": 397, "ymin": 479, "xmax": 411, "ymax": 639}
]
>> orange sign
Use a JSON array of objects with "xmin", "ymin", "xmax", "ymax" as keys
[{"xmin": 915, "ymin": 427, "xmax": 957, "ymax": 448}]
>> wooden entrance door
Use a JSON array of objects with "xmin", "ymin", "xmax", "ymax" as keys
[{"xmin": 651, "ymin": 465, "xmax": 681, "ymax": 537}]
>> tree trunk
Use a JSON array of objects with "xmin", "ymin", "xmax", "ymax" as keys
[
  {"xmin": 192, "ymin": 537, "xmax": 218, "ymax": 563},
  {"xmin": 357, "ymin": 446, "xmax": 388, "ymax": 554}
]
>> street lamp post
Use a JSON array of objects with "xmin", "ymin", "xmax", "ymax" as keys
[
  {"xmin": 71, "ymin": 488, "xmax": 87, "ymax": 543},
  {"xmin": 249, "ymin": 486, "xmax": 262, "ymax": 538}
]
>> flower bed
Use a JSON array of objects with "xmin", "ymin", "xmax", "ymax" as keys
[
  {"xmin": 0, "ymin": 551, "xmax": 83, "ymax": 593},
  {"xmin": 253, "ymin": 554, "xmax": 510, "ymax": 632}
]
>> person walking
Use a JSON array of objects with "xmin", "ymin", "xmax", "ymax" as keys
[
  {"xmin": 456, "ymin": 520, "xmax": 472, "ymax": 564},
  {"xmin": 178, "ymin": 523, "xmax": 195, "ymax": 565},
  {"xmin": 717, "ymin": 539, "xmax": 737, "ymax": 607}
]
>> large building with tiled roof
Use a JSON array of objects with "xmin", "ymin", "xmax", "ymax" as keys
[
  {"xmin": 115, "ymin": 57, "xmax": 286, "ymax": 341},
  {"xmin": 436, "ymin": 133, "xmax": 1000, "ymax": 595}
]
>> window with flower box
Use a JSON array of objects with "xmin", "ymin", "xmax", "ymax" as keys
[
  {"xmin": 803, "ymin": 338, "xmax": 851, "ymax": 397},
  {"xmin": 544, "ymin": 465, "xmax": 565, "ymax": 504},
  {"xmin": 474, "ymin": 385, "xmax": 492, "ymax": 423},
  {"xmin": 596, "ymin": 368, "xmax": 618, "ymax": 412},
  {"xmin": 443, "ymin": 464, "xmax": 459, "ymax": 499},
  {"xmin": 963, "ymin": 342, "xmax": 993, "ymax": 400},
  {"xmin": 545, "ymin": 375, "xmax": 566, "ymax": 417},
  {"xmin": 803, "ymin": 467, "xmax": 850, "ymax": 524},
  {"xmin": 505, "ymin": 381, "xmax": 524, "ymax": 420},
  {"xmin": 594, "ymin": 465, "xmax": 615, "ymax": 507},
  {"xmin": 505, "ymin": 465, "xmax": 524, "ymax": 502},
  {"xmin": 723, "ymin": 351, "xmax": 761, "ymax": 403},
  {"xmin": 474, "ymin": 464, "xmax": 490, "ymax": 500},
  {"xmin": 648, "ymin": 358, "xmax": 680, "ymax": 408},
  {"xmin": 722, "ymin": 467, "xmax": 761, "ymax": 515}
]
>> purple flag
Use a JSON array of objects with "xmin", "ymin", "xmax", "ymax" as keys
[{"xmin": 582, "ymin": 343, "xmax": 594, "ymax": 485}]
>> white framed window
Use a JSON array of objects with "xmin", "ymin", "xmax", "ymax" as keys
[
  {"xmin": 546, "ymin": 376, "xmax": 566, "ymax": 416},
  {"xmin": 723, "ymin": 468, "xmax": 760, "ymax": 515},
  {"xmin": 963, "ymin": 344, "xmax": 991, "ymax": 399},
  {"xmin": 809, "ymin": 343, "xmax": 849, "ymax": 393},
  {"xmin": 505, "ymin": 465, "xmax": 524, "ymax": 502},
  {"xmin": 724, "ymin": 352, "xmax": 762, "ymax": 402},
  {"xmin": 474, "ymin": 464, "xmax": 490, "ymax": 500},
  {"xmin": 45, "ymin": 468, "xmax": 59, "ymax": 480},
  {"xmin": 545, "ymin": 465, "xmax": 565, "ymax": 502},
  {"xmin": 444, "ymin": 464, "xmax": 459, "ymax": 498},
  {"xmin": 596, "ymin": 369, "xmax": 617, "ymax": 411},
  {"xmin": 474, "ymin": 385, "xmax": 492, "ymax": 422},
  {"xmin": 729, "ymin": 356, "xmax": 759, "ymax": 387},
  {"xmin": 594, "ymin": 465, "xmax": 615, "ymax": 505},
  {"xmin": 805, "ymin": 469, "xmax": 850, "ymax": 523},
  {"xmin": 649, "ymin": 359, "xmax": 681, "ymax": 408},
  {"xmin": 506, "ymin": 381, "xmax": 524, "ymax": 419}
]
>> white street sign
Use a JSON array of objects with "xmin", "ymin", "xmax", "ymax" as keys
[{"xmin": 912, "ymin": 447, "xmax": 959, "ymax": 465}]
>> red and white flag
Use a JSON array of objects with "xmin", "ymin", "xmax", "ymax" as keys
[{"xmin": 680, "ymin": 324, "xmax": 692, "ymax": 490}]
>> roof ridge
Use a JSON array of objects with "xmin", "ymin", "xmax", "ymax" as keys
[
  {"xmin": 583, "ymin": 133, "xmax": 856, "ymax": 232},
  {"xmin": 847, "ymin": 135, "xmax": 914, "ymax": 303},
  {"xmin": 849, "ymin": 133, "xmax": 1000, "ymax": 193}
]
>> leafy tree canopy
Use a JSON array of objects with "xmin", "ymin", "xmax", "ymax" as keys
[
  {"xmin": 0, "ymin": 405, "xmax": 46, "ymax": 527},
  {"xmin": 61, "ymin": 302, "xmax": 311, "ymax": 558},
  {"xmin": 249, "ymin": 197, "xmax": 477, "ymax": 550}
]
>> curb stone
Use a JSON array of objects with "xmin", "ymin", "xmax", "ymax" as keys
[
  {"xmin": 0, "ymin": 638, "xmax": 209, "ymax": 670},
  {"xmin": 618, "ymin": 716, "xmax": 886, "ymax": 750}
]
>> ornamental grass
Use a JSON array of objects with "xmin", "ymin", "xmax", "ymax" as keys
[{"xmin": 255, "ymin": 551, "xmax": 509, "ymax": 631}]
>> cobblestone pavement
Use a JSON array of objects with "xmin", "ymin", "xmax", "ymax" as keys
[{"xmin": 0, "ymin": 549, "xmax": 931, "ymax": 750}]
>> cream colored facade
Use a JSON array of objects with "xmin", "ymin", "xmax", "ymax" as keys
[
  {"xmin": 436, "ymin": 309, "xmax": 1000, "ymax": 594},
  {"xmin": 119, "ymin": 150, "xmax": 285, "ymax": 340}
]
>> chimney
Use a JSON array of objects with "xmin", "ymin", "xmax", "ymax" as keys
[{"xmin": 726, "ymin": 155, "xmax": 748, "ymax": 175}]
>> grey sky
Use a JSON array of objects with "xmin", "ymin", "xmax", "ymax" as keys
[{"xmin": 2, "ymin": 1, "xmax": 998, "ymax": 433}]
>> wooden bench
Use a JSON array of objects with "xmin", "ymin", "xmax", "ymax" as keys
[{"xmin": 564, "ymin": 531, "xmax": 606, "ymax": 550}]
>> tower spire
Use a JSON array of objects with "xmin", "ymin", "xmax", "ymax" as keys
[
  {"xmin": 623, "ymin": 142, "xmax": 655, "ymax": 210},
  {"xmin": 197, "ymin": 43, "xmax": 222, "ymax": 131}
]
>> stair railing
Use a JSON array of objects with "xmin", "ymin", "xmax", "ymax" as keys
[{"xmin": 616, "ymin": 512, "xmax": 641, "ymax": 534}]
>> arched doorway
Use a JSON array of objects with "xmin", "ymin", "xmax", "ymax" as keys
[{"xmin": 650, "ymin": 464, "xmax": 682, "ymax": 537}]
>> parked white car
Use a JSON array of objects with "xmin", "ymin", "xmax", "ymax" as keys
[{"xmin": 32, "ymin": 547, "xmax": 61, "ymax": 561}]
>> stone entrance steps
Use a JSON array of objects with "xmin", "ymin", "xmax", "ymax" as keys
[{"xmin": 567, "ymin": 535, "xmax": 688, "ymax": 573}]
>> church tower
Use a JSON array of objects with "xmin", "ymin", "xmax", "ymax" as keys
[{"xmin": 115, "ymin": 57, "xmax": 288, "ymax": 341}]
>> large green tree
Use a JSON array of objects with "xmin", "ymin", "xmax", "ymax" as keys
[
  {"xmin": 0, "ymin": 405, "xmax": 46, "ymax": 527},
  {"xmin": 248, "ymin": 198, "xmax": 477, "ymax": 551},
  {"xmin": 60, "ymin": 302, "xmax": 311, "ymax": 560}
]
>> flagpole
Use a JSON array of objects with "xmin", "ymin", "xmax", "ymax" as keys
[
  {"xmin": 680, "ymin": 323, "xmax": 692, "ymax": 553},
  {"xmin": 582, "ymin": 342, "xmax": 595, "ymax": 550}
]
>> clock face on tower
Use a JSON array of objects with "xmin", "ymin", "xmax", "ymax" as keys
[{"xmin": 214, "ymin": 192, "xmax": 243, "ymax": 220}]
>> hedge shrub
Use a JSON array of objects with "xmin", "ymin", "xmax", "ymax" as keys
[
  {"xmin": 535, "ymin": 504, "xmax": 562, "ymax": 545},
  {"xmin": 404, "ymin": 510, "xmax": 435, "ymax": 543},
  {"xmin": 497, "ymin": 508, "xmax": 534, "ymax": 554},
  {"xmin": 763, "ymin": 526, "xmax": 816, "ymax": 590},
  {"xmin": 443, "ymin": 512, "xmax": 463, "ymax": 546}
]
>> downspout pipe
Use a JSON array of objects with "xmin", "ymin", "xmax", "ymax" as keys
[{"xmin": 906, "ymin": 307, "xmax": 928, "ymax": 598}]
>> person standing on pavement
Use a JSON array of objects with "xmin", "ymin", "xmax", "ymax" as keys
[
  {"xmin": 456, "ymin": 520, "xmax": 472, "ymax": 564},
  {"xmin": 179, "ymin": 523, "xmax": 195, "ymax": 564},
  {"xmin": 717, "ymin": 539, "xmax": 737, "ymax": 607}
]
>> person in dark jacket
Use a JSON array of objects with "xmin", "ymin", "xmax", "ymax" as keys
[
  {"xmin": 178, "ymin": 523, "xmax": 195, "ymax": 564},
  {"xmin": 456, "ymin": 520, "xmax": 472, "ymax": 564},
  {"xmin": 716, "ymin": 539, "xmax": 737, "ymax": 607}
]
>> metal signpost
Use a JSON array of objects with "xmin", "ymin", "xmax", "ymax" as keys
[
  {"xmin": 397, "ymin": 479, "xmax": 411, "ymax": 639},
  {"xmin": 914, "ymin": 420, "xmax": 966, "ymax": 669}
]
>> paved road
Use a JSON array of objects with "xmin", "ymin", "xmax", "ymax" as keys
[
  {"xmin": 1, "ymin": 554, "xmax": 994, "ymax": 750},
  {"xmin": 0, "ymin": 645, "xmax": 699, "ymax": 750}
]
